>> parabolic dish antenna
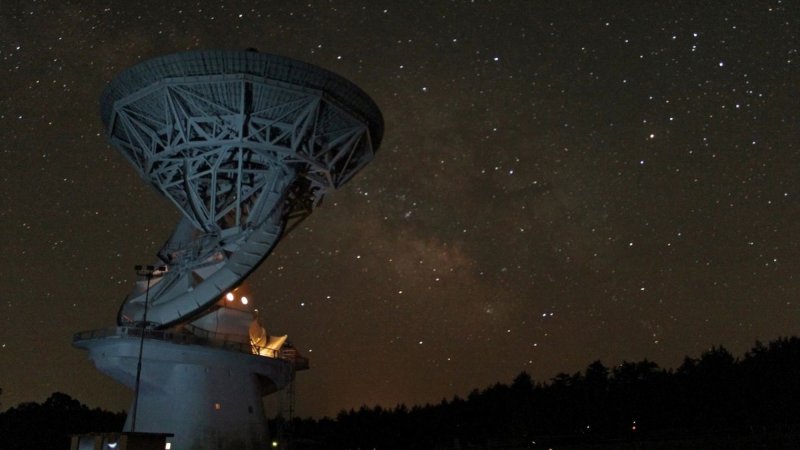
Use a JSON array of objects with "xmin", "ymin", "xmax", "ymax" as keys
[{"xmin": 101, "ymin": 49, "xmax": 383, "ymax": 329}]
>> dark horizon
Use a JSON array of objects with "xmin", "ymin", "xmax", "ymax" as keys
[
  {"xmin": 4, "ymin": 335, "xmax": 800, "ymax": 449},
  {"xmin": 1, "ymin": 334, "xmax": 795, "ymax": 416}
]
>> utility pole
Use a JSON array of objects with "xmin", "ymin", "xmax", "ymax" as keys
[{"xmin": 130, "ymin": 264, "xmax": 165, "ymax": 432}]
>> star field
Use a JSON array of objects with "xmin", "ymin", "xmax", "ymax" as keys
[{"xmin": 1, "ymin": 1, "xmax": 798, "ymax": 417}]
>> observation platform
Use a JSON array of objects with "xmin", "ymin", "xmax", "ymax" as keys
[{"xmin": 73, "ymin": 326, "xmax": 308, "ymax": 370}]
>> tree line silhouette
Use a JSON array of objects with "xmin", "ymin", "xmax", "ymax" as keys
[
  {"xmin": 2, "ymin": 337, "xmax": 799, "ymax": 449},
  {"xmin": 277, "ymin": 337, "xmax": 800, "ymax": 449},
  {"xmin": 0, "ymin": 392, "xmax": 124, "ymax": 450}
]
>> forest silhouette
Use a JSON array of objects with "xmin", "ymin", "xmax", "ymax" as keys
[
  {"xmin": 0, "ymin": 391, "xmax": 124, "ymax": 449},
  {"xmin": 276, "ymin": 337, "xmax": 800, "ymax": 449},
  {"xmin": 2, "ymin": 336, "xmax": 799, "ymax": 449}
]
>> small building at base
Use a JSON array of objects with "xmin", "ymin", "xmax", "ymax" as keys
[{"xmin": 71, "ymin": 432, "xmax": 173, "ymax": 450}]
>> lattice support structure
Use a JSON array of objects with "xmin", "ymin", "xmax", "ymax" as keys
[{"xmin": 100, "ymin": 50, "xmax": 383, "ymax": 328}]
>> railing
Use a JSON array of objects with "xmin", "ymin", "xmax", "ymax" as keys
[{"xmin": 72, "ymin": 326, "xmax": 280, "ymax": 359}]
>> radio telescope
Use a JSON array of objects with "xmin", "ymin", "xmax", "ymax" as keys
[{"xmin": 73, "ymin": 49, "xmax": 383, "ymax": 449}]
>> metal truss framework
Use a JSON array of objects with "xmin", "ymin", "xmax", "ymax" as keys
[{"xmin": 106, "ymin": 67, "xmax": 379, "ymax": 327}]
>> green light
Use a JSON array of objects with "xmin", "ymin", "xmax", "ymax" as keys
[{"xmin": 271, "ymin": 441, "xmax": 278, "ymax": 448}]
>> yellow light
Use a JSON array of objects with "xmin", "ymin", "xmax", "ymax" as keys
[
  {"xmin": 241, "ymin": 296, "xmax": 249, "ymax": 305},
  {"xmin": 226, "ymin": 293, "xmax": 234, "ymax": 301}
]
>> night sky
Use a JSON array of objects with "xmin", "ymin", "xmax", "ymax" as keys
[{"xmin": 1, "ymin": 1, "xmax": 799, "ymax": 418}]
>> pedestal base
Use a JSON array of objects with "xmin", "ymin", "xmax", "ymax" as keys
[{"xmin": 74, "ymin": 328, "xmax": 293, "ymax": 450}]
